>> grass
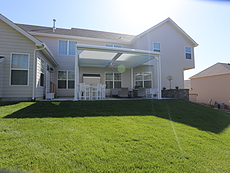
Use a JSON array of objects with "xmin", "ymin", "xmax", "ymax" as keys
[{"xmin": 0, "ymin": 99, "xmax": 230, "ymax": 173}]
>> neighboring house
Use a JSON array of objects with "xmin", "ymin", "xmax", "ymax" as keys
[
  {"xmin": 190, "ymin": 63, "xmax": 230, "ymax": 106},
  {"xmin": 0, "ymin": 14, "xmax": 198, "ymax": 101}
]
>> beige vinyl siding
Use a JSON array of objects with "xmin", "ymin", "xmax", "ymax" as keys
[
  {"xmin": 133, "ymin": 22, "xmax": 194, "ymax": 89},
  {"xmin": 36, "ymin": 51, "xmax": 55, "ymax": 99},
  {"xmin": 0, "ymin": 61, "xmax": 3, "ymax": 97},
  {"xmin": 0, "ymin": 19, "xmax": 36, "ymax": 99}
]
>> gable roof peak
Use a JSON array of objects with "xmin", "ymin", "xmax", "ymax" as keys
[{"xmin": 131, "ymin": 17, "xmax": 198, "ymax": 47}]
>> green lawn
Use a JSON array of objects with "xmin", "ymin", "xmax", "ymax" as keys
[{"xmin": 0, "ymin": 99, "xmax": 230, "ymax": 173}]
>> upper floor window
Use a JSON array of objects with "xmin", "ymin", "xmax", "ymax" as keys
[
  {"xmin": 11, "ymin": 53, "xmax": 29, "ymax": 85},
  {"xmin": 153, "ymin": 42, "xmax": 161, "ymax": 52},
  {"xmin": 59, "ymin": 40, "xmax": 77, "ymax": 55},
  {"xmin": 105, "ymin": 44, "xmax": 122, "ymax": 48},
  {"xmin": 135, "ymin": 72, "xmax": 152, "ymax": 88},
  {"xmin": 105, "ymin": 72, "xmax": 121, "ymax": 89},
  {"xmin": 185, "ymin": 47, "xmax": 192, "ymax": 59}
]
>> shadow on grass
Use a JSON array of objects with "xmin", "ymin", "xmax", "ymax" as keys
[
  {"xmin": 0, "ymin": 101, "xmax": 21, "ymax": 107},
  {"xmin": 2, "ymin": 99, "xmax": 230, "ymax": 134}
]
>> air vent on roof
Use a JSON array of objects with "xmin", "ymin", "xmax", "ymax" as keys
[{"xmin": 53, "ymin": 19, "xmax": 56, "ymax": 32}]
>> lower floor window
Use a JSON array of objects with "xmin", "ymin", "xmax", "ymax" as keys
[
  {"xmin": 135, "ymin": 72, "xmax": 152, "ymax": 88},
  {"xmin": 11, "ymin": 70, "xmax": 28, "ymax": 85},
  {"xmin": 105, "ymin": 72, "xmax": 121, "ymax": 89},
  {"xmin": 58, "ymin": 71, "xmax": 75, "ymax": 89},
  {"xmin": 11, "ymin": 53, "xmax": 29, "ymax": 85}
]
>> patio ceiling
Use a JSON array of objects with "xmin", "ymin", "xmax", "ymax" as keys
[{"xmin": 76, "ymin": 44, "xmax": 160, "ymax": 69}]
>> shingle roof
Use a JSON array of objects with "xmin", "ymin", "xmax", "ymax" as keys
[
  {"xmin": 16, "ymin": 24, "xmax": 135, "ymax": 42},
  {"xmin": 190, "ymin": 63, "xmax": 230, "ymax": 79}
]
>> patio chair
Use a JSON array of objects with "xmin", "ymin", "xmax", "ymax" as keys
[
  {"xmin": 91, "ymin": 83, "xmax": 102, "ymax": 100},
  {"xmin": 137, "ymin": 87, "xmax": 146, "ymax": 97},
  {"xmin": 111, "ymin": 88, "xmax": 121, "ymax": 97},
  {"xmin": 118, "ymin": 87, "xmax": 129, "ymax": 97},
  {"xmin": 79, "ymin": 83, "xmax": 90, "ymax": 100},
  {"xmin": 146, "ymin": 88, "xmax": 158, "ymax": 98}
]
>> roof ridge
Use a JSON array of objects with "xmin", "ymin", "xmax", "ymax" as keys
[
  {"xmin": 16, "ymin": 23, "xmax": 135, "ymax": 42},
  {"xmin": 71, "ymin": 27, "xmax": 135, "ymax": 36},
  {"xmin": 219, "ymin": 62, "xmax": 230, "ymax": 71},
  {"xmin": 17, "ymin": 23, "xmax": 135, "ymax": 36}
]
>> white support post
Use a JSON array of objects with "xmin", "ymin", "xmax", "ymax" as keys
[
  {"xmin": 131, "ymin": 68, "xmax": 133, "ymax": 89},
  {"xmin": 156, "ymin": 55, "xmax": 162, "ymax": 99},
  {"xmin": 74, "ymin": 46, "xmax": 79, "ymax": 101}
]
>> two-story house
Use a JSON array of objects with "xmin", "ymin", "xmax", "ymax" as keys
[{"xmin": 0, "ymin": 14, "xmax": 198, "ymax": 101}]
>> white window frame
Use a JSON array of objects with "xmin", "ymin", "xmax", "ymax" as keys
[
  {"xmin": 153, "ymin": 42, "xmax": 161, "ymax": 52},
  {"xmin": 105, "ymin": 72, "xmax": 122, "ymax": 89},
  {"xmin": 185, "ymin": 46, "xmax": 192, "ymax": 59},
  {"xmin": 58, "ymin": 40, "xmax": 78, "ymax": 55},
  {"xmin": 134, "ymin": 72, "xmax": 152, "ymax": 88},
  {"xmin": 10, "ymin": 53, "xmax": 30, "ymax": 86},
  {"xmin": 105, "ymin": 44, "xmax": 122, "ymax": 48},
  {"xmin": 57, "ymin": 70, "xmax": 75, "ymax": 89}
]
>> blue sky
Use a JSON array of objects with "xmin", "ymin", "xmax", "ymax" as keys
[{"xmin": 1, "ymin": 0, "xmax": 230, "ymax": 79}]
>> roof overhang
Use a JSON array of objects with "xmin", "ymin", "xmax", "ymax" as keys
[
  {"xmin": 76, "ymin": 44, "xmax": 160, "ymax": 69},
  {"xmin": 40, "ymin": 43, "xmax": 59, "ymax": 67}
]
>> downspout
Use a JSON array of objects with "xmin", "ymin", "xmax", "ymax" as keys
[{"xmin": 32, "ymin": 44, "xmax": 46, "ymax": 100}]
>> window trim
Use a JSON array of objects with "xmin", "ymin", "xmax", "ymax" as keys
[
  {"xmin": 105, "ymin": 72, "xmax": 122, "ymax": 89},
  {"xmin": 185, "ymin": 46, "xmax": 192, "ymax": 59},
  {"xmin": 58, "ymin": 40, "xmax": 78, "ymax": 55},
  {"xmin": 134, "ymin": 72, "xmax": 152, "ymax": 88},
  {"xmin": 10, "ymin": 52, "xmax": 30, "ymax": 86},
  {"xmin": 153, "ymin": 42, "xmax": 161, "ymax": 52},
  {"xmin": 57, "ymin": 70, "xmax": 75, "ymax": 89}
]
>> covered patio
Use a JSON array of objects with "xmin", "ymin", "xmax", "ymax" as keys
[{"xmin": 74, "ymin": 44, "xmax": 162, "ymax": 100}]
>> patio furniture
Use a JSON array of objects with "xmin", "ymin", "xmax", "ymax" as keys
[
  {"xmin": 79, "ymin": 83, "xmax": 90, "ymax": 100},
  {"xmin": 91, "ymin": 83, "xmax": 102, "ymax": 100},
  {"xmin": 111, "ymin": 88, "xmax": 121, "ymax": 97},
  {"xmin": 137, "ymin": 87, "xmax": 146, "ymax": 97},
  {"xmin": 46, "ymin": 93, "xmax": 54, "ymax": 100},
  {"xmin": 118, "ymin": 87, "xmax": 129, "ymax": 97},
  {"xmin": 133, "ymin": 89, "xmax": 138, "ymax": 98},
  {"xmin": 146, "ymin": 88, "xmax": 158, "ymax": 98}
]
